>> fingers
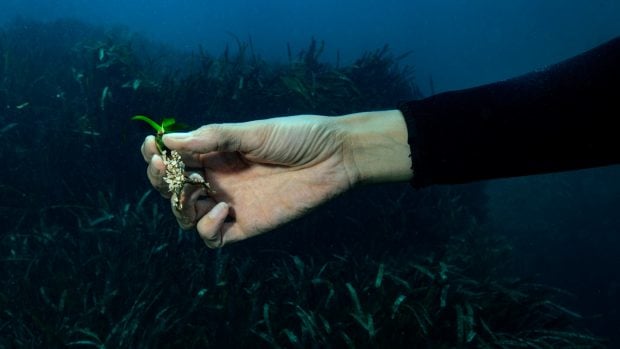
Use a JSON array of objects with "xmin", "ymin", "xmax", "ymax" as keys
[
  {"xmin": 163, "ymin": 125, "xmax": 238, "ymax": 152},
  {"xmin": 142, "ymin": 129, "xmax": 237, "ymax": 249},
  {"xmin": 142, "ymin": 135, "xmax": 171, "ymax": 197},
  {"xmin": 196, "ymin": 202, "xmax": 231, "ymax": 248},
  {"xmin": 163, "ymin": 123, "xmax": 263, "ymax": 160},
  {"xmin": 146, "ymin": 154, "xmax": 170, "ymax": 197},
  {"xmin": 172, "ymin": 184, "xmax": 212, "ymax": 229},
  {"xmin": 170, "ymin": 187, "xmax": 237, "ymax": 249},
  {"xmin": 141, "ymin": 135, "xmax": 160, "ymax": 163}
]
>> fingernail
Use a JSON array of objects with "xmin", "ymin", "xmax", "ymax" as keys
[
  {"xmin": 163, "ymin": 132, "xmax": 190, "ymax": 140},
  {"xmin": 208, "ymin": 202, "xmax": 228, "ymax": 219}
]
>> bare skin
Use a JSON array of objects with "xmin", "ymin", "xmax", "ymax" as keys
[{"xmin": 141, "ymin": 110, "xmax": 412, "ymax": 248}]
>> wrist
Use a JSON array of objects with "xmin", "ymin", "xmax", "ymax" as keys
[{"xmin": 335, "ymin": 110, "xmax": 413, "ymax": 185}]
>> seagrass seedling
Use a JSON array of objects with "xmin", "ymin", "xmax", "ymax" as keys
[
  {"xmin": 132, "ymin": 115, "xmax": 212, "ymax": 209},
  {"xmin": 132, "ymin": 115, "xmax": 186, "ymax": 152}
]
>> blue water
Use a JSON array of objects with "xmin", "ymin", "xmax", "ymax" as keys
[
  {"xmin": 1, "ymin": 1, "xmax": 619, "ymax": 347},
  {"xmin": 2, "ymin": 0, "xmax": 619, "ymax": 93}
]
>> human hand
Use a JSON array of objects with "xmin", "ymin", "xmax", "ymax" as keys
[{"xmin": 140, "ymin": 111, "xmax": 412, "ymax": 248}]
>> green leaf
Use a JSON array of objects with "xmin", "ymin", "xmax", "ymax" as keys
[
  {"xmin": 132, "ymin": 115, "xmax": 186, "ymax": 152},
  {"xmin": 161, "ymin": 118, "xmax": 176, "ymax": 131},
  {"xmin": 132, "ymin": 115, "xmax": 162, "ymax": 133}
]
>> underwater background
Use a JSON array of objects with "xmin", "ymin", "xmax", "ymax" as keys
[{"xmin": 1, "ymin": 1, "xmax": 619, "ymax": 347}]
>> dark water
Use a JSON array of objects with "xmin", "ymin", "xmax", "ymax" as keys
[{"xmin": 0, "ymin": 1, "xmax": 619, "ymax": 347}]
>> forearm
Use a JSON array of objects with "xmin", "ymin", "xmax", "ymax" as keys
[
  {"xmin": 335, "ymin": 110, "xmax": 413, "ymax": 185},
  {"xmin": 401, "ymin": 36, "xmax": 620, "ymax": 187}
]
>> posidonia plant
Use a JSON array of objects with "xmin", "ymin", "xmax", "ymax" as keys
[
  {"xmin": 131, "ymin": 115, "xmax": 185, "ymax": 152},
  {"xmin": 132, "ymin": 115, "xmax": 213, "ymax": 209}
]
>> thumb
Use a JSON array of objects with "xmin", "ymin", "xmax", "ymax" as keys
[{"xmin": 163, "ymin": 123, "xmax": 261, "ymax": 154}]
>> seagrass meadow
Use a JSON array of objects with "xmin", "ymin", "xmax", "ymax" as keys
[{"xmin": 0, "ymin": 19, "xmax": 609, "ymax": 348}]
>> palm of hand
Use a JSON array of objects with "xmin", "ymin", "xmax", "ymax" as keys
[{"xmin": 199, "ymin": 148, "xmax": 350, "ymax": 243}]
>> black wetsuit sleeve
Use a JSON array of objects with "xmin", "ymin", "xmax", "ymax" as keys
[{"xmin": 399, "ymin": 36, "xmax": 620, "ymax": 188}]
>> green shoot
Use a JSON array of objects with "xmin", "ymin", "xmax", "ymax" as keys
[
  {"xmin": 132, "ymin": 115, "xmax": 164, "ymax": 134},
  {"xmin": 132, "ymin": 115, "xmax": 186, "ymax": 153}
]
